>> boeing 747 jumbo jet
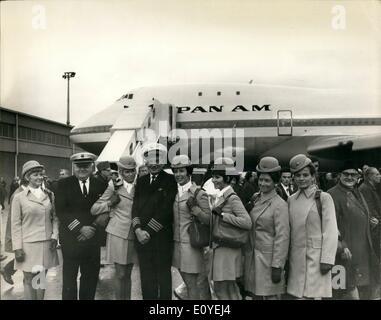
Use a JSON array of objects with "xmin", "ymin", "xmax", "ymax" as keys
[{"xmin": 70, "ymin": 83, "xmax": 381, "ymax": 171}]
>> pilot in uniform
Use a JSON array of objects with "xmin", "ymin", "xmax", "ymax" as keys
[
  {"xmin": 55, "ymin": 152, "xmax": 108, "ymax": 300},
  {"xmin": 131, "ymin": 143, "xmax": 177, "ymax": 299}
]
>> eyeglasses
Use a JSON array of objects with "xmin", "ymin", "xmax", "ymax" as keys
[
  {"xmin": 74, "ymin": 163, "xmax": 92, "ymax": 169},
  {"xmin": 341, "ymin": 172, "xmax": 359, "ymax": 178}
]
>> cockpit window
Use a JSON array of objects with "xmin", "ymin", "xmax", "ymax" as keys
[{"xmin": 116, "ymin": 93, "xmax": 134, "ymax": 101}]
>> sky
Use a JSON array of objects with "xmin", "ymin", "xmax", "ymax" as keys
[{"xmin": 1, "ymin": 0, "xmax": 380, "ymax": 126}]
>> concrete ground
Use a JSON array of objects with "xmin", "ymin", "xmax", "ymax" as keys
[{"xmin": 0, "ymin": 204, "xmax": 182, "ymax": 300}]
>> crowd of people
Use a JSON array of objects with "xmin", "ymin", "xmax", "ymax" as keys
[{"xmin": 1, "ymin": 143, "xmax": 381, "ymax": 300}]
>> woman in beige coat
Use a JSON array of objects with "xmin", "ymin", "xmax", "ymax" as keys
[
  {"xmin": 287, "ymin": 154, "xmax": 338, "ymax": 299},
  {"xmin": 11, "ymin": 160, "xmax": 59, "ymax": 300},
  {"xmin": 171, "ymin": 155, "xmax": 211, "ymax": 300},
  {"xmin": 210, "ymin": 157, "xmax": 252, "ymax": 300},
  {"xmin": 244, "ymin": 157, "xmax": 289, "ymax": 299},
  {"xmin": 91, "ymin": 155, "xmax": 138, "ymax": 300}
]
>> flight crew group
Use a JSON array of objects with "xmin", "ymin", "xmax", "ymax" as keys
[{"xmin": 6, "ymin": 142, "xmax": 381, "ymax": 300}]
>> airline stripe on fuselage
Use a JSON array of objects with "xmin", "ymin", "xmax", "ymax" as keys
[
  {"xmin": 70, "ymin": 117, "xmax": 381, "ymax": 135},
  {"xmin": 178, "ymin": 118, "xmax": 381, "ymax": 129}
]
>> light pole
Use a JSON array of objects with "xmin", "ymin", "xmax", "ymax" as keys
[{"xmin": 62, "ymin": 72, "xmax": 76, "ymax": 126}]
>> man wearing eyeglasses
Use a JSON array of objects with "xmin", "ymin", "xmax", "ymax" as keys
[{"xmin": 328, "ymin": 161, "xmax": 380, "ymax": 300}]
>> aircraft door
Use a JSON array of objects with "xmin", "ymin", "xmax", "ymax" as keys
[
  {"xmin": 277, "ymin": 110, "xmax": 293, "ymax": 136},
  {"xmin": 150, "ymin": 100, "xmax": 177, "ymax": 144}
]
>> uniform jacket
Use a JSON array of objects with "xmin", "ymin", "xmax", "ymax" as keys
[
  {"xmin": 173, "ymin": 182, "xmax": 211, "ymax": 243},
  {"xmin": 5, "ymin": 186, "xmax": 25, "ymax": 252},
  {"xmin": 11, "ymin": 187, "xmax": 58, "ymax": 250},
  {"xmin": 55, "ymin": 175, "xmax": 108, "ymax": 248},
  {"xmin": 244, "ymin": 189, "xmax": 289, "ymax": 296},
  {"xmin": 328, "ymin": 183, "xmax": 379, "ymax": 288},
  {"xmin": 212, "ymin": 186, "xmax": 252, "ymax": 245},
  {"xmin": 211, "ymin": 186, "xmax": 252, "ymax": 280},
  {"xmin": 287, "ymin": 185, "xmax": 338, "ymax": 298},
  {"xmin": 91, "ymin": 180, "xmax": 135, "ymax": 240},
  {"xmin": 131, "ymin": 170, "xmax": 177, "ymax": 242}
]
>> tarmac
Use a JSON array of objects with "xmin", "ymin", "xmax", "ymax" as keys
[{"xmin": 0, "ymin": 204, "xmax": 182, "ymax": 300}]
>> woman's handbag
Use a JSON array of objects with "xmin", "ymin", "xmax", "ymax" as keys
[
  {"xmin": 211, "ymin": 193, "xmax": 250, "ymax": 248},
  {"xmin": 187, "ymin": 188, "xmax": 210, "ymax": 248},
  {"xmin": 188, "ymin": 216, "xmax": 210, "ymax": 248}
]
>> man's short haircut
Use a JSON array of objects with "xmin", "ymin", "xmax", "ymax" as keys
[{"xmin": 281, "ymin": 168, "xmax": 292, "ymax": 175}]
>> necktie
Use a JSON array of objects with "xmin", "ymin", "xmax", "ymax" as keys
[
  {"xmin": 82, "ymin": 181, "xmax": 88, "ymax": 196},
  {"xmin": 150, "ymin": 175, "xmax": 156, "ymax": 184}
]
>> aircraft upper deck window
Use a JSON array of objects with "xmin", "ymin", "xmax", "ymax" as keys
[
  {"xmin": 198, "ymin": 92, "xmax": 202, "ymax": 96},
  {"xmin": 217, "ymin": 91, "xmax": 221, "ymax": 96}
]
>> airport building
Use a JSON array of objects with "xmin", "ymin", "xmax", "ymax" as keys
[{"xmin": 0, "ymin": 106, "xmax": 82, "ymax": 185}]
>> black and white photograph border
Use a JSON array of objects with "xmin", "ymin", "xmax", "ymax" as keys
[{"xmin": 0, "ymin": 0, "xmax": 381, "ymax": 304}]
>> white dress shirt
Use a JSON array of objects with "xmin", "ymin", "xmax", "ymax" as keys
[
  {"xmin": 281, "ymin": 183, "xmax": 290, "ymax": 197},
  {"xmin": 78, "ymin": 178, "xmax": 90, "ymax": 195},
  {"xmin": 150, "ymin": 174, "xmax": 158, "ymax": 184}
]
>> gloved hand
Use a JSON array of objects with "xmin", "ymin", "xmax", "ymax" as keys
[
  {"xmin": 271, "ymin": 267, "xmax": 282, "ymax": 283},
  {"xmin": 94, "ymin": 213, "xmax": 110, "ymax": 228},
  {"xmin": 113, "ymin": 177, "xmax": 123, "ymax": 190},
  {"xmin": 15, "ymin": 249, "xmax": 25, "ymax": 262},
  {"xmin": 320, "ymin": 263, "xmax": 333, "ymax": 275},
  {"xmin": 108, "ymin": 193, "xmax": 121, "ymax": 208},
  {"xmin": 186, "ymin": 196, "xmax": 197, "ymax": 210},
  {"xmin": 212, "ymin": 207, "xmax": 223, "ymax": 217},
  {"xmin": 50, "ymin": 239, "xmax": 58, "ymax": 250}
]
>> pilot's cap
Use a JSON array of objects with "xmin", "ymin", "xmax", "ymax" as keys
[
  {"xmin": 22, "ymin": 160, "xmax": 44, "ymax": 178},
  {"xmin": 70, "ymin": 152, "xmax": 97, "ymax": 164},
  {"xmin": 142, "ymin": 142, "xmax": 167, "ymax": 163},
  {"xmin": 171, "ymin": 155, "xmax": 192, "ymax": 169},
  {"xmin": 256, "ymin": 157, "xmax": 281, "ymax": 173},
  {"xmin": 212, "ymin": 157, "xmax": 239, "ymax": 176},
  {"xmin": 96, "ymin": 161, "xmax": 110, "ymax": 172},
  {"xmin": 289, "ymin": 154, "xmax": 312, "ymax": 173},
  {"xmin": 118, "ymin": 155, "xmax": 137, "ymax": 170}
]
